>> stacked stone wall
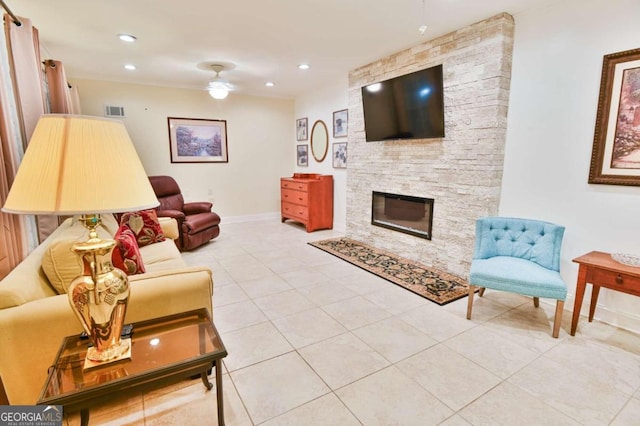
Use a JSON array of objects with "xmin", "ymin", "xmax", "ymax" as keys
[{"xmin": 346, "ymin": 13, "xmax": 514, "ymax": 278}]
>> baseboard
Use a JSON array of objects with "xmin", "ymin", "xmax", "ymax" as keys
[
  {"xmin": 547, "ymin": 295, "xmax": 640, "ymax": 335},
  {"xmin": 223, "ymin": 212, "xmax": 346, "ymax": 233},
  {"xmin": 222, "ymin": 212, "xmax": 281, "ymax": 224}
]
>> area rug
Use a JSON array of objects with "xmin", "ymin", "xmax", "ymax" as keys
[{"xmin": 308, "ymin": 237, "xmax": 470, "ymax": 306}]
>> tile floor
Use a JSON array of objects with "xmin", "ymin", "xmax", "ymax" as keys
[{"xmin": 66, "ymin": 219, "xmax": 640, "ymax": 425}]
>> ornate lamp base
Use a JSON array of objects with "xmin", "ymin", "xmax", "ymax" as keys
[
  {"xmin": 84, "ymin": 338, "xmax": 132, "ymax": 370},
  {"xmin": 67, "ymin": 215, "xmax": 131, "ymax": 369},
  {"xmin": 87, "ymin": 338, "xmax": 130, "ymax": 362}
]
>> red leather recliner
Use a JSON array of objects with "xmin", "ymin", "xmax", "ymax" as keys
[{"xmin": 148, "ymin": 175, "xmax": 221, "ymax": 251}]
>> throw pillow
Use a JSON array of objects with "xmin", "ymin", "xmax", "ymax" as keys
[
  {"xmin": 119, "ymin": 209, "xmax": 166, "ymax": 247},
  {"xmin": 41, "ymin": 239, "xmax": 83, "ymax": 294},
  {"xmin": 112, "ymin": 225, "xmax": 146, "ymax": 275}
]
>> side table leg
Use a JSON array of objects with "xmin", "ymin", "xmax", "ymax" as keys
[
  {"xmin": 80, "ymin": 409, "xmax": 89, "ymax": 426},
  {"xmin": 589, "ymin": 285, "xmax": 601, "ymax": 322},
  {"xmin": 201, "ymin": 372, "xmax": 213, "ymax": 391},
  {"xmin": 571, "ymin": 265, "xmax": 588, "ymax": 336},
  {"xmin": 216, "ymin": 360, "xmax": 224, "ymax": 426}
]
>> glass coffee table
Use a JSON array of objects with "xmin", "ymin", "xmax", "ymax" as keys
[{"xmin": 37, "ymin": 308, "xmax": 227, "ymax": 425}]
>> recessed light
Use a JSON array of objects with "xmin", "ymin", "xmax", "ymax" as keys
[
  {"xmin": 118, "ymin": 34, "xmax": 137, "ymax": 42},
  {"xmin": 124, "ymin": 64, "xmax": 136, "ymax": 70},
  {"xmin": 265, "ymin": 81, "xmax": 275, "ymax": 87},
  {"xmin": 298, "ymin": 63, "xmax": 310, "ymax": 70}
]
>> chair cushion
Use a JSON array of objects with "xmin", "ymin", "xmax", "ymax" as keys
[
  {"xmin": 112, "ymin": 225, "xmax": 146, "ymax": 275},
  {"xmin": 120, "ymin": 209, "xmax": 166, "ymax": 247},
  {"xmin": 470, "ymin": 256, "xmax": 567, "ymax": 300}
]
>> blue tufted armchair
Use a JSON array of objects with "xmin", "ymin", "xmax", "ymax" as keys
[{"xmin": 466, "ymin": 217, "xmax": 567, "ymax": 338}]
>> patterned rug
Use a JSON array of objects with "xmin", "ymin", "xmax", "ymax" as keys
[{"xmin": 308, "ymin": 237, "xmax": 470, "ymax": 306}]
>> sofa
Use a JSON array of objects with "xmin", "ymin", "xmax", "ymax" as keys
[{"xmin": 0, "ymin": 214, "xmax": 214, "ymax": 405}]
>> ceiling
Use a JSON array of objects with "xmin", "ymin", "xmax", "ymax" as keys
[{"xmin": 8, "ymin": 0, "xmax": 559, "ymax": 99}]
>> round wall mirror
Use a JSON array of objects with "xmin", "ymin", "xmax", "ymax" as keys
[{"xmin": 310, "ymin": 120, "xmax": 328, "ymax": 162}]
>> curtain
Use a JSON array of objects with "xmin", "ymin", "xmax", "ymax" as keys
[
  {"xmin": 0, "ymin": 15, "xmax": 30, "ymax": 278},
  {"xmin": 69, "ymin": 84, "xmax": 81, "ymax": 114},
  {"xmin": 44, "ymin": 59, "xmax": 74, "ymax": 113},
  {"xmin": 5, "ymin": 16, "xmax": 57, "ymax": 243},
  {"xmin": 4, "ymin": 16, "xmax": 45, "ymax": 145}
]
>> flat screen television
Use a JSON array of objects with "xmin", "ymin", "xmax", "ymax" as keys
[{"xmin": 361, "ymin": 64, "xmax": 444, "ymax": 142}]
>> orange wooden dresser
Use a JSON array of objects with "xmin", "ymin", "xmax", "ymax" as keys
[{"xmin": 280, "ymin": 173, "xmax": 333, "ymax": 232}]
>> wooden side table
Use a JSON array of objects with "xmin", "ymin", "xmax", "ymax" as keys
[{"xmin": 571, "ymin": 251, "xmax": 640, "ymax": 335}]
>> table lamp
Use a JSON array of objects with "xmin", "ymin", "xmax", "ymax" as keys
[{"xmin": 2, "ymin": 114, "xmax": 159, "ymax": 364}]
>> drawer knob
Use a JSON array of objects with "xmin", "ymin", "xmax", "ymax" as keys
[{"xmin": 616, "ymin": 274, "xmax": 623, "ymax": 285}]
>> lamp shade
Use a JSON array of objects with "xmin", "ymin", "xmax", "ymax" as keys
[{"xmin": 2, "ymin": 114, "xmax": 159, "ymax": 215}]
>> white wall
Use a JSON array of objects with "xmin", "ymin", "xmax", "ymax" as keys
[
  {"xmin": 502, "ymin": 0, "xmax": 640, "ymax": 332},
  {"xmin": 73, "ymin": 79, "xmax": 294, "ymax": 220},
  {"xmin": 294, "ymin": 76, "xmax": 349, "ymax": 231}
]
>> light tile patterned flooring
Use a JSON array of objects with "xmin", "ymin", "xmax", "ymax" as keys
[{"xmin": 66, "ymin": 219, "xmax": 640, "ymax": 425}]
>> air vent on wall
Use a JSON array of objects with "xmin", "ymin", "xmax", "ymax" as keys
[{"xmin": 104, "ymin": 105, "xmax": 125, "ymax": 117}]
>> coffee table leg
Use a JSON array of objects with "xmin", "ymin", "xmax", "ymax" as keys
[
  {"xmin": 201, "ymin": 372, "xmax": 213, "ymax": 390},
  {"xmin": 80, "ymin": 409, "xmax": 89, "ymax": 426},
  {"xmin": 216, "ymin": 360, "xmax": 224, "ymax": 426}
]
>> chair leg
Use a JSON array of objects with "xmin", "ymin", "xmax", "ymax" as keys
[
  {"xmin": 533, "ymin": 297, "xmax": 540, "ymax": 308},
  {"xmin": 478, "ymin": 287, "xmax": 485, "ymax": 297},
  {"xmin": 552, "ymin": 300, "xmax": 564, "ymax": 338},
  {"xmin": 466, "ymin": 285, "xmax": 475, "ymax": 320}
]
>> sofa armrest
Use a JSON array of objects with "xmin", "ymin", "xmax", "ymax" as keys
[
  {"xmin": 156, "ymin": 209, "xmax": 185, "ymax": 222},
  {"xmin": 157, "ymin": 217, "xmax": 179, "ymax": 240},
  {"xmin": 0, "ymin": 265, "xmax": 213, "ymax": 405},
  {"xmin": 183, "ymin": 202, "xmax": 212, "ymax": 215}
]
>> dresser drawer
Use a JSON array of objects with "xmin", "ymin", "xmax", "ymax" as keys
[
  {"xmin": 589, "ymin": 268, "xmax": 640, "ymax": 295},
  {"xmin": 281, "ymin": 202, "xmax": 308, "ymax": 220},
  {"xmin": 281, "ymin": 180, "xmax": 308, "ymax": 192},
  {"xmin": 281, "ymin": 188, "xmax": 308, "ymax": 205}
]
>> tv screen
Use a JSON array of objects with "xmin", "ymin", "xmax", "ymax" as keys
[{"xmin": 361, "ymin": 64, "xmax": 444, "ymax": 142}]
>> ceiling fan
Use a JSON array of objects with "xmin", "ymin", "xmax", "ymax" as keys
[{"xmin": 207, "ymin": 64, "xmax": 233, "ymax": 99}]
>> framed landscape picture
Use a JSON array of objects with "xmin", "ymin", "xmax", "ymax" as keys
[
  {"xmin": 589, "ymin": 48, "xmax": 640, "ymax": 186},
  {"xmin": 168, "ymin": 117, "xmax": 228, "ymax": 163},
  {"xmin": 333, "ymin": 109, "xmax": 348, "ymax": 138},
  {"xmin": 297, "ymin": 144, "xmax": 308, "ymax": 166},
  {"xmin": 296, "ymin": 117, "xmax": 308, "ymax": 141},
  {"xmin": 332, "ymin": 142, "xmax": 347, "ymax": 168}
]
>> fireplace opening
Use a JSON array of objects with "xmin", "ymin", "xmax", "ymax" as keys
[{"xmin": 371, "ymin": 191, "xmax": 434, "ymax": 240}]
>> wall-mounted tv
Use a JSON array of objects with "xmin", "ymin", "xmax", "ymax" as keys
[{"xmin": 361, "ymin": 64, "xmax": 444, "ymax": 142}]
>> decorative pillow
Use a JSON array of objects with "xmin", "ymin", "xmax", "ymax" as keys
[
  {"xmin": 41, "ymin": 239, "xmax": 83, "ymax": 294},
  {"xmin": 119, "ymin": 209, "xmax": 166, "ymax": 247},
  {"xmin": 112, "ymin": 225, "xmax": 146, "ymax": 275}
]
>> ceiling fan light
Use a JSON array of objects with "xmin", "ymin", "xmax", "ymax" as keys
[{"xmin": 208, "ymin": 82, "xmax": 229, "ymax": 99}]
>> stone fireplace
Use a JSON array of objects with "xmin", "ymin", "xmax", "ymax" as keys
[{"xmin": 346, "ymin": 13, "xmax": 514, "ymax": 278}]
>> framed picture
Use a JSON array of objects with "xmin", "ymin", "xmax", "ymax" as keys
[
  {"xmin": 589, "ymin": 48, "xmax": 640, "ymax": 186},
  {"xmin": 297, "ymin": 144, "xmax": 308, "ymax": 166},
  {"xmin": 296, "ymin": 117, "xmax": 308, "ymax": 141},
  {"xmin": 168, "ymin": 117, "xmax": 228, "ymax": 163},
  {"xmin": 332, "ymin": 142, "xmax": 347, "ymax": 168},
  {"xmin": 333, "ymin": 109, "xmax": 348, "ymax": 138}
]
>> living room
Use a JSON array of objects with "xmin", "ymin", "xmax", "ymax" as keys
[
  {"xmin": 1, "ymin": 0, "xmax": 639, "ymax": 424},
  {"xmin": 61, "ymin": 0, "xmax": 640, "ymax": 333}
]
